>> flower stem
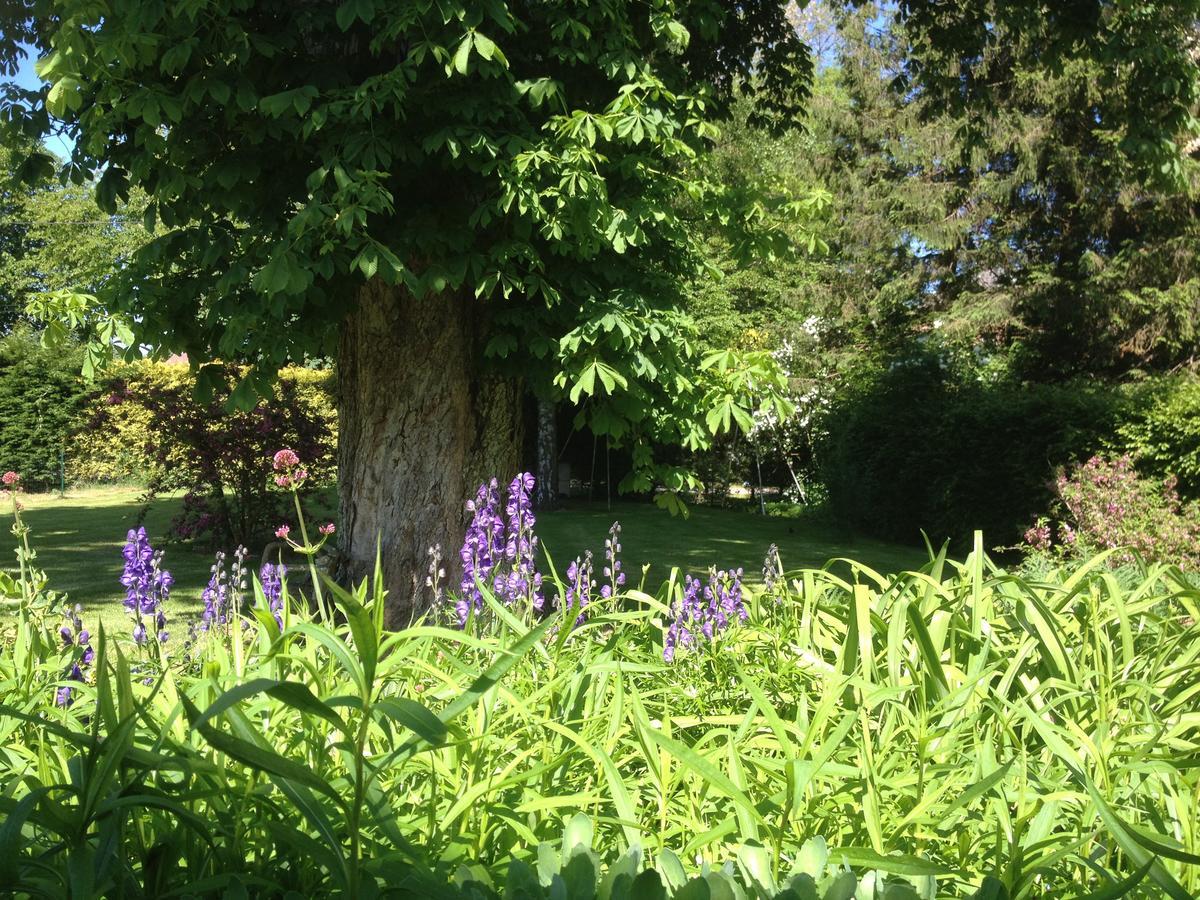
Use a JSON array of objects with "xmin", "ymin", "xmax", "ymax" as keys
[{"xmin": 291, "ymin": 488, "xmax": 328, "ymax": 621}]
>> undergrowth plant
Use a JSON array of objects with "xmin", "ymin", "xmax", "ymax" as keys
[{"xmin": 0, "ymin": 465, "xmax": 1197, "ymax": 898}]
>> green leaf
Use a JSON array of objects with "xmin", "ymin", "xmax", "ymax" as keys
[
  {"xmin": 453, "ymin": 36, "xmax": 473, "ymax": 75},
  {"xmin": 1080, "ymin": 769, "xmax": 1194, "ymax": 900},
  {"xmin": 181, "ymin": 696, "xmax": 342, "ymax": 804},
  {"xmin": 473, "ymin": 32, "xmax": 497, "ymax": 60},
  {"xmin": 192, "ymin": 678, "xmax": 347, "ymax": 733},
  {"xmin": 374, "ymin": 698, "xmax": 448, "ymax": 747}
]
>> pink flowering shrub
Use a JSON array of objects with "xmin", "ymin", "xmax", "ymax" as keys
[{"xmin": 1024, "ymin": 454, "xmax": 1200, "ymax": 568}]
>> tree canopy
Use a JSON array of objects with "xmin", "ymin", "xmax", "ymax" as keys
[
  {"xmin": 687, "ymin": 2, "xmax": 1200, "ymax": 385},
  {"xmin": 0, "ymin": 142, "xmax": 145, "ymax": 333},
  {"xmin": 0, "ymin": 1, "xmax": 824, "ymax": 501}
]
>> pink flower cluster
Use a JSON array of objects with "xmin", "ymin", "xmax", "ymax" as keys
[
  {"xmin": 1023, "ymin": 520, "xmax": 1052, "ymax": 552},
  {"xmin": 1, "ymin": 470, "xmax": 19, "ymax": 503},
  {"xmin": 1027, "ymin": 454, "xmax": 1200, "ymax": 568},
  {"xmin": 273, "ymin": 521, "xmax": 335, "ymax": 544},
  {"xmin": 272, "ymin": 448, "xmax": 308, "ymax": 488}
]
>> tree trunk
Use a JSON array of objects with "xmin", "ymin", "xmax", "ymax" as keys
[
  {"xmin": 337, "ymin": 280, "xmax": 523, "ymax": 628},
  {"xmin": 534, "ymin": 397, "xmax": 556, "ymax": 510}
]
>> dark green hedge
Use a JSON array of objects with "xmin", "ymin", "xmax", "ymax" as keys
[
  {"xmin": 818, "ymin": 361, "xmax": 1131, "ymax": 548},
  {"xmin": 0, "ymin": 328, "xmax": 88, "ymax": 489}
]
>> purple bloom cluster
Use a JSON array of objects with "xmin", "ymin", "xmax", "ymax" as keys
[
  {"xmin": 200, "ymin": 546, "xmax": 250, "ymax": 631},
  {"xmin": 56, "ymin": 604, "xmax": 93, "ymax": 707},
  {"xmin": 600, "ymin": 521, "xmax": 626, "ymax": 599},
  {"xmin": 201, "ymin": 551, "xmax": 230, "ymax": 630},
  {"xmin": 458, "ymin": 478, "xmax": 505, "ymax": 623},
  {"xmin": 121, "ymin": 527, "xmax": 172, "ymax": 646},
  {"xmin": 500, "ymin": 473, "xmax": 544, "ymax": 608},
  {"xmin": 563, "ymin": 550, "xmax": 596, "ymax": 624},
  {"xmin": 456, "ymin": 473, "xmax": 544, "ymax": 625},
  {"xmin": 663, "ymin": 568, "xmax": 747, "ymax": 662},
  {"xmin": 260, "ymin": 560, "xmax": 286, "ymax": 627}
]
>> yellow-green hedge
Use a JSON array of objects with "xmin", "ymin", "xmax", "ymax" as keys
[{"xmin": 69, "ymin": 362, "xmax": 337, "ymax": 485}]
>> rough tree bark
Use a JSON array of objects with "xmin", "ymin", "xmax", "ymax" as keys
[
  {"xmin": 337, "ymin": 280, "xmax": 523, "ymax": 628},
  {"xmin": 534, "ymin": 397, "xmax": 556, "ymax": 510}
]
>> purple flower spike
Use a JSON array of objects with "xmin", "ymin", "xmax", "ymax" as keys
[
  {"xmin": 260, "ymin": 560, "xmax": 287, "ymax": 627},
  {"xmin": 663, "ymin": 568, "xmax": 747, "ymax": 662},
  {"xmin": 498, "ymin": 472, "xmax": 544, "ymax": 610},
  {"xmin": 762, "ymin": 544, "xmax": 784, "ymax": 602},
  {"xmin": 455, "ymin": 472, "xmax": 547, "ymax": 626},
  {"xmin": 563, "ymin": 551, "xmax": 596, "ymax": 626},
  {"xmin": 201, "ymin": 551, "xmax": 230, "ymax": 630},
  {"xmin": 122, "ymin": 527, "xmax": 171, "ymax": 647},
  {"xmin": 600, "ymin": 521, "xmax": 626, "ymax": 600},
  {"xmin": 459, "ymin": 478, "xmax": 504, "ymax": 624},
  {"xmin": 55, "ymin": 605, "xmax": 94, "ymax": 707}
]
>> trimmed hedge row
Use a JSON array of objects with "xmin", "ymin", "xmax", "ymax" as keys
[
  {"xmin": 0, "ymin": 330, "xmax": 336, "ymax": 491},
  {"xmin": 817, "ymin": 361, "xmax": 1149, "ymax": 548},
  {"xmin": 0, "ymin": 329, "xmax": 89, "ymax": 489}
]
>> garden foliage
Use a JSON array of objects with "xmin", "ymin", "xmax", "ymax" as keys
[
  {"xmin": 675, "ymin": 5, "xmax": 1200, "ymax": 504},
  {"xmin": 1118, "ymin": 377, "xmax": 1200, "ymax": 500},
  {"xmin": 76, "ymin": 362, "xmax": 335, "ymax": 546},
  {"xmin": 0, "ymin": 141, "xmax": 146, "ymax": 332},
  {"xmin": 0, "ymin": 0, "xmax": 809, "ymax": 508},
  {"xmin": 1023, "ymin": 454, "xmax": 1200, "ymax": 570},
  {"xmin": 1, "ymin": 467, "xmax": 1198, "ymax": 897}
]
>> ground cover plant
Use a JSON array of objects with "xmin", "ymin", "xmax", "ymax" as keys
[{"xmin": 2, "ymin": 462, "xmax": 1198, "ymax": 898}]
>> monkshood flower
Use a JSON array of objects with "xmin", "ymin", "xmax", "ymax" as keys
[
  {"xmin": 201, "ymin": 551, "xmax": 230, "ymax": 631},
  {"xmin": 600, "ymin": 521, "xmax": 626, "ymax": 599},
  {"xmin": 458, "ymin": 477, "xmax": 504, "ymax": 624},
  {"xmin": 426, "ymin": 544, "xmax": 446, "ymax": 608},
  {"xmin": 762, "ymin": 544, "xmax": 784, "ymax": 602},
  {"xmin": 497, "ymin": 472, "xmax": 544, "ymax": 610},
  {"xmin": 563, "ymin": 550, "xmax": 596, "ymax": 624},
  {"xmin": 56, "ymin": 604, "xmax": 93, "ymax": 707},
  {"xmin": 121, "ymin": 527, "xmax": 172, "ymax": 646},
  {"xmin": 664, "ymin": 575, "xmax": 704, "ymax": 662},
  {"xmin": 230, "ymin": 545, "xmax": 249, "ymax": 598},
  {"xmin": 260, "ymin": 560, "xmax": 286, "ymax": 627},
  {"xmin": 663, "ymin": 568, "xmax": 747, "ymax": 662},
  {"xmin": 704, "ymin": 567, "xmax": 748, "ymax": 636}
]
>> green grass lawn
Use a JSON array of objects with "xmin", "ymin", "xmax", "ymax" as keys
[
  {"xmin": 537, "ymin": 499, "xmax": 925, "ymax": 587},
  {"xmin": 4, "ymin": 486, "xmax": 926, "ymax": 636}
]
